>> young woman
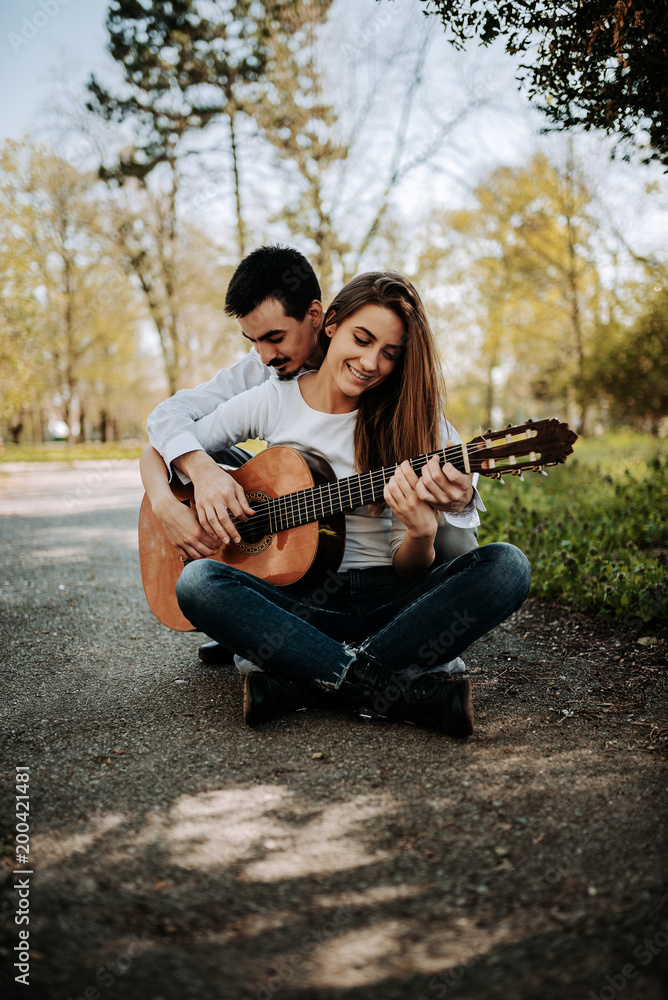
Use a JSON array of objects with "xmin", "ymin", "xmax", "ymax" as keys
[{"xmin": 169, "ymin": 272, "xmax": 531, "ymax": 737}]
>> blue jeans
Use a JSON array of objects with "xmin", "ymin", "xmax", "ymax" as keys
[{"xmin": 176, "ymin": 543, "xmax": 531, "ymax": 691}]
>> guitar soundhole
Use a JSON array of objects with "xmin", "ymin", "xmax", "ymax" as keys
[{"xmin": 232, "ymin": 490, "xmax": 273, "ymax": 555}]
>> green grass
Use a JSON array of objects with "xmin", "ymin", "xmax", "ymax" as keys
[{"xmin": 478, "ymin": 432, "xmax": 668, "ymax": 630}]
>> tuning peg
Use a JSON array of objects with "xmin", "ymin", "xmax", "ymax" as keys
[
  {"xmin": 518, "ymin": 472, "xmax": 524, "ymax": 482},
  {"xmin": 498, "ymin": 477, "xmax": 505, "ymax": 485},
  {"xmin": 538, "ymin": 469, "xmax": 548, "ymax": 477}
]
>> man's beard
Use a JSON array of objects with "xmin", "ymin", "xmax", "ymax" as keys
[{"xmin": 277, "ymin": 370, "xmax": 298, "ymax": 381}]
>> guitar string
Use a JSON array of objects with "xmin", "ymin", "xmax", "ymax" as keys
[
  {"xmin": 228, "ymin": 439, "xmax": 549, "ymax": 537},
  {"xmin": 230, "ymin": 445, "xmax": 554, "ymax": 536},
  {"xmin": 230, "ymin": 443, "xmax": 470, "ymax": 535}
]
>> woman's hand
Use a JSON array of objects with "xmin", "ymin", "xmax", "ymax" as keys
[
  {"xmin": 415, "ymin": 447, "xmax": 474, "ymax": 512},
  {"xmin": 384, "ymin": 460, "xmax": 438, "ymax": 538},
  {"xmin": 385, "ymin": 462, "xmax": 438, "ymax": 580}
]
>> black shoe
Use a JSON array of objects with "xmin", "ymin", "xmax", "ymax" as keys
[
  {"xmin": 402, "ymin": 673, "xmax": 473, "ymax": 738},
  {"xmin": 348, "ymin": 653, "xmax": 474, "ymax": 738},
  {"xmin": 243, "ymin": 671, "xmax": 327, "ymax": 726},
  {"xmin": 198, "ymin": 640, "xmax": 234, "ymax": 666}
]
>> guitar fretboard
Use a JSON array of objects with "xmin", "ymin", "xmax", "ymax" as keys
[{"xmin": 234, "ymin": 443, "xmax": 470, "ymax": 537}]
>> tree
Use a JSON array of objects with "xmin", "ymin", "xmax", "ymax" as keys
[
  {"xmin": 86, "ymin": 0, "xmax": 296, "ymax": 392},
  {"xmin": 591, "ymin": 283, "xmax": 668, "ymax": 432},
  {"xmin": 257, "ymin": 1, "xmax": 493, "ymax": 299},
  {"xmin": 415, "ymin": 152, "xmax": 620, "ymax": 432},
  {"xmin": 102, "ymin": 184, "xmax": 189, "ymax": 396},
  {"xmin": 418, "ymin": 0, "xmax": 668, "ymax": 168},
  {"xmin": 0, "ymin": 141, "xmax": 47, "ymax": 438},
  {"xmin": 87, "ymin": 0, "xmax": 278, "ymax": 250},
  {"xmin": 253, "ymin": 0, "xmax": 344, "ymax": 297},
  {"xmin": 0, "ymin": 140, "xmax": 144, "ymax": 443}
]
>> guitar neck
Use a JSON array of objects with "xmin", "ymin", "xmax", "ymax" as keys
[
  {"xmin": 228, "ymin": 418, "xmax": 576, "ymax": 537},
  {"xmin": 249, "ymin": 443, "xmax": 467, "ymax": 534}
]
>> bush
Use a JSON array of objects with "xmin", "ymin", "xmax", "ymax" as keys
[{"xmin": 478, "ymin": 433, "xmax": 668, "ymax": 631}]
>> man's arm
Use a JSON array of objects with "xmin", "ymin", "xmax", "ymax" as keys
[
  {"xmin": 145, "ymin": 352, "xmax": 269, "ymax": 551},
  {"xmin": 139, "ymin": 446, "xmax": 222, "ymax": 560},
  {"xmin": 172, "ymin": 382, "xmax": 273, "ymax": 547},
  {"xmin": 171, "ymin": 450, "xmax": 254, "ymax": 547},
  {"xmin": 146, "ymin": 351, "xmax": 269, "ymax": 479}
]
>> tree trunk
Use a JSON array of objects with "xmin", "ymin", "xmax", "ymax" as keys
[
  {"xmin": 229, "ymin": 110, "xmax": 246, "ymax": 259},
  {"xmin": 485, "ymin": 365, "xmax": 495, "ymax": 431},
  {"xmin": 10, "ymin": 421, "xmax": 23, "ymax": 445},
  {"xmin": 563, "ymin": 146, "xmax": 588, "ymax": 435}
]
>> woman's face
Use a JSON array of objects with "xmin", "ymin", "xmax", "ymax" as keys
[{"xmin": 324, "ymin": 304, "xmax": 405, "ymax": 401}]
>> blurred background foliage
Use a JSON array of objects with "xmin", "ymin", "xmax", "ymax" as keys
[
  {"xmin": 479, "ymin": 433, "xmax": 667, "ymax": 631},
  {"xmin": 0, "ymin": 0, "xmax": 666, "ymax": 624}
]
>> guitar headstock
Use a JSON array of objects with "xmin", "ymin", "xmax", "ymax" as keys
[{"xmin": 466, "ymin": 419, "xmax": 578, "ymax": 478}]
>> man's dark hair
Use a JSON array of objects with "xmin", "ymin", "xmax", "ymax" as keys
[{"xmin": 225, "ymin": 245, "xmax": 321, "ymax": 321}]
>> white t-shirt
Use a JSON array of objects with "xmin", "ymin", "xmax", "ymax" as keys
[{"xmin": 191, "ymin": 376, "xmax": 480, "ymax": 571}]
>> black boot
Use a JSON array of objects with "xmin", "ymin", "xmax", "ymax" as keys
[
  {"xmin": 243, "ymin": 671, "xmax": 330, "ymax": 726},
  {"xmin": 347, "ymin": 652, "xmax": 474, "ymax": 739}
]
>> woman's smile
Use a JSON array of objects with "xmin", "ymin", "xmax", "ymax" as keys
[{"xmin": 346, "ymin": 362, "xmax": 376, "ymax": 384}]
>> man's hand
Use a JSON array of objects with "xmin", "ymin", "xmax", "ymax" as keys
[
  {"xmin": 415, "ymin": 445, "xmax": 474, "ymax": 513},
  {"xmin": 153, "ymin": 495, "xmax": 222, "ymax": 561},
  {"xmin": 174, "ymin": 450, "xmax": 255, "ymax": 545},
  {"xmin": 140, "ymin": 444, "xmax": 222, "ymax": 560}
]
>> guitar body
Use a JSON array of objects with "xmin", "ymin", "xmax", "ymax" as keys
[{"xmin": 138, "ymin": 447, "xmax": 346, "ymax": 631}]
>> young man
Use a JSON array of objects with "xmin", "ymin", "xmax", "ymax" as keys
[{"xmin": 144, "ymin": 245, "xmax": 481, "ymax": 666}]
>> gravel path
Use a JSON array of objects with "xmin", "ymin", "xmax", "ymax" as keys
[{"xmin": 0, "ymin": 461, "xmax": 666, "ymax": 1000}]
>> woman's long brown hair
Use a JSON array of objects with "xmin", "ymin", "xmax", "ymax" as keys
[{"xmin": 318, "ymin": 272, "xmax": 446, "ymax": 513}]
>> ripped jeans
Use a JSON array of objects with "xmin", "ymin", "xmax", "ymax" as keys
[{"xmin": 175, "ymin": 542, "xmax": 531, "ymax": 691}]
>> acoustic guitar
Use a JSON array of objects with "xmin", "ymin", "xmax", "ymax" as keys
[{"xmin": 138, "ymin": 418, "xmax": 577, "ymax": 631}]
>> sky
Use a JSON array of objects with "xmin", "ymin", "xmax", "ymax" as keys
[
  {"xmin": 0, "ymin": 0, "xmax": 110, "ymax": 140},
  {"xmin": 0, "ymin": 3, "xmax": 500, "ymax": 222},
  {"xmin": 1, "ymin": 0, "xmax": 666, "ymax": 265},
  {"xmin": 0, "ymin": 0, "xmax": 537, "ymax": 178}
]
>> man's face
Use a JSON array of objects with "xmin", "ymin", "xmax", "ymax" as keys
[{"xmin": 238, "ymin": 297, "xmax": 323, "ymax": 379}]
